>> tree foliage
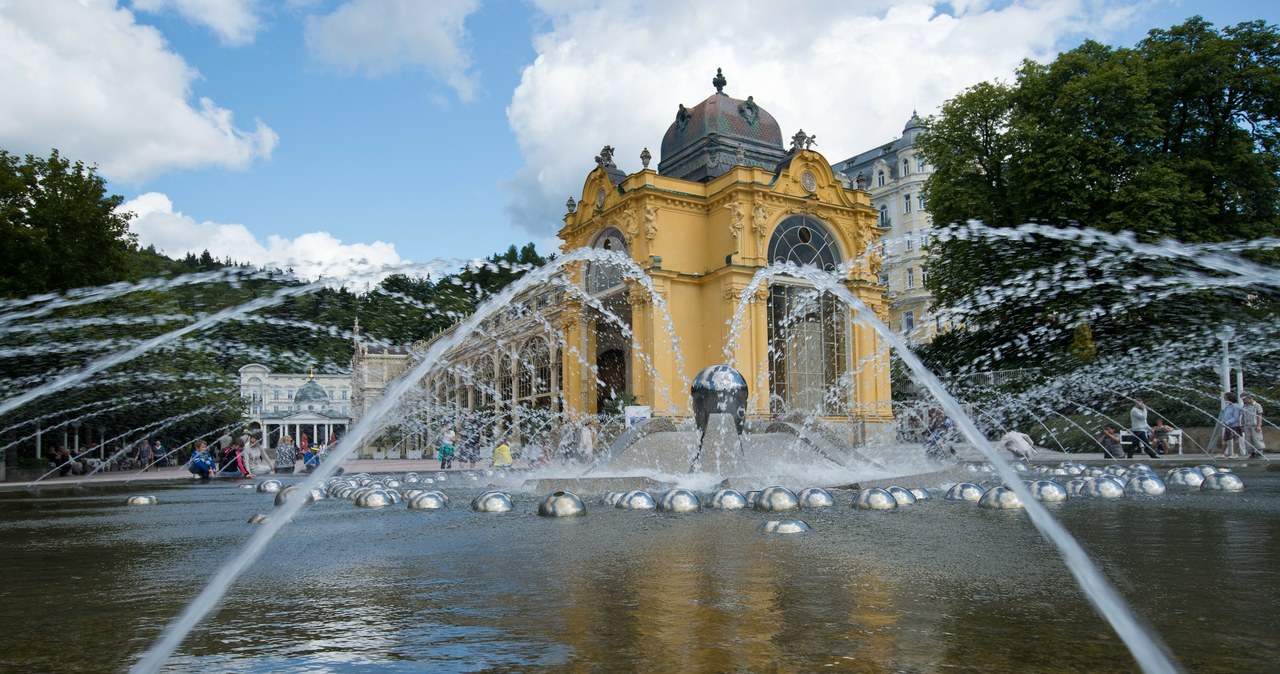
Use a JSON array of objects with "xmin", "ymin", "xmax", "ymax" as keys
[
  {"xmin": 0, "ymin": 149, "xmax": 139, "ymax": 298},
  {"xmin": 917, "ymin": 17, "xmax": 1280, "ymax": 373}
]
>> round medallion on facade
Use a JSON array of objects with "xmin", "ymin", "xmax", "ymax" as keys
[
  {"xmin": 595, "ymin": 187, "xmax": 606, "ymax": 208},
  {"xmin": 801, "ymin": 171, "xmax": 817, "ymax": 193}
]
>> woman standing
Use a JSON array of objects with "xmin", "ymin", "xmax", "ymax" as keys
[{"xmin": 275, "ymin": 434, "xmax": 298, "ymax": 474}]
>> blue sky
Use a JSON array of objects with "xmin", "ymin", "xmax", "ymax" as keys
[{"xmin": 1, "ymin": 1, "xmax": 1275, "ymax": 283}]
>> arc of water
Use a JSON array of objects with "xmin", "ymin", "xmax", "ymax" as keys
[
  {"xmin": 0, "ymin": 268, "xmax": 257, "ymax": 328},
  {"xmin": 759, "ymin": 263, "xmax": 1179, "ymax": 674},
  {"xmin": 1144, "ymin": 380, "xmax": 1269, "ymax": 463},
  {"xmin": 0, "ymin": 280, "xmax": 327, "ymax": 419},
  {"xmin": 130, "ymin": 249, "xmax": 634, "ymax": 673},
  {"xmin": 26, "ymin": 405, "xmax": 221, "ymax": 487},
  {"xmin": 123, "ymin": 409, "xmax": 243, "ymax": 483}
]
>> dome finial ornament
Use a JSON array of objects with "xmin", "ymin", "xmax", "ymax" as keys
[
  {"xmin": 566, "ymin": 197, "xmax": 577, "ymax": 214},
  {"xmin": 790, "ymin": 129, "xmax": 816, "ymax": 152},
  {"xmin": 640, "ymin": 147, "xmax": 651, "ymax": 168},
  {"xmin": 595, "ymin": 145, "xmax": 616, "ymax": 169},
  {"xmin": 712, "ymin": 68, "xmax": 727, "ymax": 94}
]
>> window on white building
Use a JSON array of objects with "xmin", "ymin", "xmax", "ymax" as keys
[
  {"xmin": 902, "ymin": 158, "xmax": 910, "ymax": 176},
  {"xmin": 903, "ymin": 311, "xmax": 916, "ymax": 334},
  {"xmin": 917, "ymin": 157, "xmax": 926, "ymax": 173},
  {"xmin": 921, "ymin": 228, "xmax": 931, "ymax": 247},
  {"xmin": 905, "ymin": 234, "xmax": 913, "ymax": 251},
  {"xmin": 877, "ymin": 170, "xmax": 885, "ymax": 187},
  {"xmin": 922, "ymin": 268, "xmax": 930, "ymax": 284},
  {"xmin": 878, "ymin": 204, "xmax": 888, "ymax": 226},
  {"xmin": 903, "ymin": 194, "xmax": 911, "ymax": 214},
  {"xmin": 907, "ymin": 267, "xmax": 916, "ymax": 289},
  {"xmin": 918, "ymin": 194, "xmax": 926, "ymax": 211}
]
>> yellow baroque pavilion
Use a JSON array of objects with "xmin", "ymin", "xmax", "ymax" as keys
[{"xmin": 427, "ymin": 71, "xmax": 892, "ymax": 433}]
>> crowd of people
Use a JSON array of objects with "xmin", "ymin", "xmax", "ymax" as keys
[{"xmin": 431, "ymin": 415, "xmax": 604, "ymax": 471}]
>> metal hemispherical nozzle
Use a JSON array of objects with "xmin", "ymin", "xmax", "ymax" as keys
[
  {"xmin": 978, "ymin": 486, "xmax": 1023, "ymax": 510},
  {"xmin": 945, "ymin": 482, "xmax": 985, "ymax": 502},
  {"xmin": 126, "ymin": 495, "xmax": 157, "ymax": 506},
  {"xmin": 471, "ymin": 491, "xmax": 514, "ymax": 513},
  {"xmin": 744, "ymin": 490, "xmax": 762, "ymax": 507},
  {"xmin": 539, "ymin": 490, "xmax": 587, "ymax": 517},
  {"xmin": 1082, "ymin": 476, "xmax": 1126, "ymax": 499},
  {"xmin": 1124, "ymin": 474, "xmax": 1167, "ymax": 496},
  {"xmin": 247, "ymin": 513, "xmax": 270, "ymax": 524},
  {"xmin": 854, "ymin": 488, "xmax": 898, "ymax": 510},
  {"xmin": 708, "ymin": 489, "xmax": 748, "ymax": 509},
  {"xmin": 886, "ymin": 486, "xmax": 917, "ymax": 506},
  {"xmin": 909, "ymin": 487, "xmax": 932, "ymax": 501},
  {"xmin": 383, "ymin": 478, "xmax": 402, "ymax": 490},
  {"xmin": 1194, "ymin": 464, "xmax": 1219, "ymax": 477},
  {"xmin": 754, "ymin": 486, "xmax": 800, "ymax": 512},
  {"xmin": 275, "ymin": 485, "xmax": 317, "ymax": 507},
  {"xmin": 257, "ymin": 479, "xmax": 283, "ymax": 493},
  {"xmin": 1065, "ymin": 479, "xmax": 1088, "ymax": 497},
  {"xmin": 408, "ymin": 491, "xmax": 449, "ymax": 510},
  {"xmin": 355, "ymin": 489, "xmax": 393, "ymax": 508},
  {"xmin": 1029, "ymin": 480, "xmax": 1068, "ymax": 503},
  {"xmin": 238, "ymin": 483, "xmax": 256, "ymax": 490},
  {"xmin": 797, "ymin": 487, "xmax": 835, "ymax": 508},
  {"xmin": 615, "ymin": 490, "xmax": 657, "ymax": 510},
  {"xmin": 759, "ymin": 520, "xmax": 809, "ymax": 534},
  {"xmin": 658, "ymin": 489, "xmax": 701, "ymax": 513},
  {"xmin": 1200, "ymin": 472, "xmax": 1245, "ymax": 492},
  {"xmin": 1166, "ymin": 467, "xmax": 1205, "ymax": 488}
]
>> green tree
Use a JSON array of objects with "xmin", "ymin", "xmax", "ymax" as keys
[
  {"xmin": 0, "ymin": 149, "xmax": 137, "ymax": 298},
  {"xmin": 917, "ymin": 17, "xmax": 1280, "ymax": 371}
]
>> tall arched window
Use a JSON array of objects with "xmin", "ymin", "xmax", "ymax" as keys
[
  {"xmin": 767, "ymin": 215, "xmax": 842, "ymax": 271},
  {"xmin": 766, "ymin": 216, "xmax": 849, "ymax": 415},
  {"xmin": 474, "ymin": 354, "xmax": 495, "ymax": 408},
  {"xmin": 587, "ymin": 227, "xmax": 628, "ymax": 294},
  {"xmin": 877, "ymin": 170, "xmax": 885, "ymax": 187},
  {"xmin": 498, "ymin": 356, "xmax": 514, "ymax": 407}
]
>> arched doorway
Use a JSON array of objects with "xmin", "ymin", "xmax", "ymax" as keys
[
  {"xmin": 596, "ymin": 348, "xmax": 628, "ymax": 413},
  {"xmin": 766, "ymin": 215, "xmax": 850, "ymax": 415}
]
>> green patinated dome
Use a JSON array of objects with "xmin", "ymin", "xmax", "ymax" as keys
[
  {"xmin": 658, "ymin": 69, "xmax": 787, "ymax": 183},
  {"xmin": 295, "ymin": 378, "xmax": 328, "ymax": 406}
]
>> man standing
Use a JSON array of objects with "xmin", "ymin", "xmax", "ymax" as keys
[
  {"xmin": 1218, "ymin": 392, "xmax": 1244, "ymax": 458},
  {"xmin": 1241, "ymin": 393, "xmax": 1266, "ymax": 458},
  {"xmin": 1128, "ymin": 398, "xmax": 1157, "ymax": 458}
]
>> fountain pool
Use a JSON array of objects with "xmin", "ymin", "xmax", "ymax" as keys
[{"xmin": 1, "ymin": 468, "xmax": 1276, "ymax": 672}]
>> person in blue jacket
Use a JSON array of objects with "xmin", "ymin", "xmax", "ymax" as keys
[{"xmin": 188, "ymin": 440, "xmax": 217, "ymax": 480}]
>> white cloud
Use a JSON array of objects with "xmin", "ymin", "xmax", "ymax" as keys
[
  {"xmin": 131, "ymin": 0, "xmax": 264, "ymax": 46},
  {"xmin": 0, "ymin": 0, "xmax": 276, "ymax": 183},
  {"xmin": 305, "ymin": 0, "xmax": 481, "ymax": 101},
  {"xmin": 504, "ymin": 0, "xmax": 1143, "ymax": 234},
  {"xmin": 123, "ymin": 192, "xmax": 408, "ymax": 284}
]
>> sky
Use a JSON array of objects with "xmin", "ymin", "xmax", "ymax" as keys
[{"xmin": 1, "ymin": 0, "xmax": 1276, "ymax": 284}]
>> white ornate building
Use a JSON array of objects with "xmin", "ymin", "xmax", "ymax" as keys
[
  {"xmin": 833, "ymin": 112, "xmax": 939, "ymax": 343},
  {"xmin": 238, "ymin": 364, "xmax": 352, "ymax": 446}
]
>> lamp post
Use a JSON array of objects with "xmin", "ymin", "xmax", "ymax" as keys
[{"xmin": 1215, "ymin": 327, "xmax": 1235, "ymax": 404}]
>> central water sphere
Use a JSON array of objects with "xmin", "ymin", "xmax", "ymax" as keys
[{"xmin": 691, "ymin": 365, "xmax": 748, "ymax": 437}]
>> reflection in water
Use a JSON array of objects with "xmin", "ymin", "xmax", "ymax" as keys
[{"xmin": 0, "ymin": 473, "xmax": 1276, "ymax": 672}]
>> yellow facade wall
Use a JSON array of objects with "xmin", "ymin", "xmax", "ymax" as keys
[{"xmin": 558, "ymin": 150, "xmax": 892, "ymax": 423}]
